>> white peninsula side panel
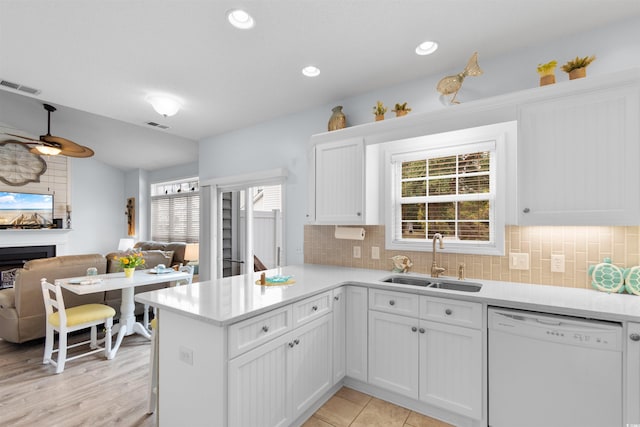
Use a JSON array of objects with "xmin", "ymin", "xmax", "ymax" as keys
[{"xmin": 159, "ymin": 310, "xmax": 226, "ymax": 427}]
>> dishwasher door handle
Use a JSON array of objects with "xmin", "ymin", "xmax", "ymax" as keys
[{"xmin": 536, "ymin": 318, "xmax": 562, "ymax": 326}]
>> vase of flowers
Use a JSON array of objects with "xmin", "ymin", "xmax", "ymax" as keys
[
  {"xmin": 115, "ymin": 251, "xmax": 145, "ymax": 278},
  {"xmin": 536, "ymin": 60, "xmax": 557, "ymax": 86},
  {"xmin": 372, "ymin": 101, "xmax": 387, "ymax": 121},
  {"xmin": 562, "ymin": 55, "xmax": 596, "ymax": 80}
]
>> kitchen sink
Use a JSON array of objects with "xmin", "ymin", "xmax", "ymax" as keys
[{"xmin": 381, "ymin": 275, "xmax": 482, "ymax": 292}]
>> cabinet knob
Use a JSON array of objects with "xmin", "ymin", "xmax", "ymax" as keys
[
  {"xmin": 411, "ymin": 326, "xmax": 417, "ymax": 332},
  {"xmin": 631, "ymin": 333, "xmax": 640, "ymax": 342},
  {"xmin": 289, "ymin": 342, "xmax": 295, "ymax": 348},
  {"xmin": 419, "ymin": 328, "xmax": 425, "ymax": 334},
  {"xmin": 445, "ymin": 309, "xmax": 453, "ymax": 315},
  {"xmin": 294, "ymin": 339, "xmax": 300, "ymax": 345},
  {"xmin": 389, "ymin": 300, "xmax": 395, "ymax": 306},
  {"xmin": 312, "ymin": 305, "xmax": 318, "ymax": 311},
  {"xmin": 356, "ymin": 212, "xmax": 362, "ymax": 216},
  {"xmin": 334, "ymin": 295, "xmax": 340, "ymax": 301},
  {"xmin": 262, "ymin": 325, "xmax": 269, "ymax": 332},
  {"xmin": 523, "ymin": 208, "xmax": 530, "ymax": 213}
]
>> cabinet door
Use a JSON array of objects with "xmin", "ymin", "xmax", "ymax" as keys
[
  {"xmin": 332, "ymin": 287, "xmax": 346, "ymax": 384},
  {"xmin": 368, "ymin": 310, "xmax": 419, "ymax": 399},
  {"xmin": 419, "ymin": 320, "xmax": 482, "ymax": 419},
  {"xmin": 228, "ymin": 334, "xmax": 292, "ymax": 427},
  {"xmin": 346, "ymin": 286, "xmax": 368, "ymax": 381},
  {"xmin": 291, "ymin": 314, "xmax": 333, "ymax": 419},
  {"xmin": 517, "ymin": 86, "xmax": 640, "ymax": 225},
  {"xmin": 314, "ymin": 137, "xmax": 365, "ymax": 224},
  {"xmin": 626, "ymin": 322, "xmax": 640, "ymax": 425}
]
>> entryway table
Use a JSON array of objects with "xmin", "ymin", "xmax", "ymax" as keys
[{"xmin": 57, "ymin": 269, "xmax": 191, "ymax": 358}]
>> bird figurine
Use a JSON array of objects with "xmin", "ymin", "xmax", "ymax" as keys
[
  {"xmin": 390, "ymin": 255, "xmax": 413, "ymax": 273},
  {"xmin": 436, "ymin": 52, "xmax": 483, "ymax": 104}
]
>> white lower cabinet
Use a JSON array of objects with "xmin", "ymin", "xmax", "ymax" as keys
[
  {"xmin": 627, "ymin": 322, "xmax": 640, "ymax": 425},
  {"xmin": 332, "ymin": 287, "xmax": 346, "ymax": 384},
  {"xmin": 419, "ymin": 320, "xmax": 481, "ymax": 419},
  {"xmin": 228, "ymin": 314, "xmax": 333, "ymax": 427},
  {"xmin": 367, "ymin": 290, "xmax": 482, "ymax": 420},
  {"xmin": 346, "ymin": 286, "xmax": 368, "ymax": 381}
]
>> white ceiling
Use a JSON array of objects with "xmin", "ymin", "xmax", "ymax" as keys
[{"xmin": 1, "ymin": 0, "xmax": 640, "ymax": 171}]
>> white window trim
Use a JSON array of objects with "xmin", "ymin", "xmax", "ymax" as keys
[{"xmin": 384, "ymin": 122, "xmax": 514, "ymax": 256}]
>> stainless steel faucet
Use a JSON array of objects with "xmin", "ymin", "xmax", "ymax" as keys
[{"xmin": 431, "ymin": 233, "xmax": 446, "ymax": 278}]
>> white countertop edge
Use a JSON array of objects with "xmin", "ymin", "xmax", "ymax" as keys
[{"xmin": 134, "ymin": 264, "xmax": 640, "ymax": 326}]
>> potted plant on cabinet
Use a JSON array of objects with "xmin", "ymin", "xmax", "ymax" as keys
[
  {"xmin": 392, "ymin": 102, "xmax": 412, "ymax": 117},
  {"xmin": 372, "ymin": 101, "xmax": 387, "ymax": 121},
  {"xmin": 536, "ymin": 60, "xmax": 557, "ymax": 86},
  {"xmin": 562, "ymin": 55, "xmax": 596, "ymax": 80}
]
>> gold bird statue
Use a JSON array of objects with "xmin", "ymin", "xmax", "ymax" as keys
[{"xmin": 437, "ymin": 52, "xmax": 483, "ymax": 104}]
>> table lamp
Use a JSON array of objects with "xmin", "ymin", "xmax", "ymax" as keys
[
  {"xmin": 184, "ymin": 243, "xmax": 199, "ymax": 263},
  {"xmin": 118, "ymin": 238, "xmax": 135, "ymax": 251}
]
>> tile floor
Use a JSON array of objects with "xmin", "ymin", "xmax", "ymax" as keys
[{"xmin": 303, "ymin": 387, "xmax": 454, "ymax": 427}]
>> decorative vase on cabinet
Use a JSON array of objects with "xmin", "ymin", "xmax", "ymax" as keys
[{"xmin": 328, "ymin": 106, "xmax": 346, "ymax": 131}]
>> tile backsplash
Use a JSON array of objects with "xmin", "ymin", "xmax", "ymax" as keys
[{"xmin": 304, "ymin": 225, "xmax": 640, "ymax": 289}]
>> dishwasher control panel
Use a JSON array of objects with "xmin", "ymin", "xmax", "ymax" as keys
[{"xmin": 488, "ymin": 308, "xmax": 622, "ymax": 351}]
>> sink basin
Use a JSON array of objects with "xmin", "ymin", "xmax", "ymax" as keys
[{"xmin": 381, "ymin": 275, "xmax": 482, "ymax": 292}]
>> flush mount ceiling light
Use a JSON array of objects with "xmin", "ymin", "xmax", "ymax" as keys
[
  {"xmin": 415, "ymin": 40, "xmax": 439, "ymax": 56},
  {"xmin": 146, "ymin": 95, "xmax": 182, "ymax": 117},
  {"xmin": 302, "ymin": 66, "xmax": 321, "ymax": 77},
  {"xmin": 227, "ymin": 9, "xmax": 255, "ymax": 29}
]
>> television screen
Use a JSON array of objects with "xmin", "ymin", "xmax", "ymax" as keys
[{"xmin": 0, "ymin": 191, "xmax": 54, "ymax": 229}]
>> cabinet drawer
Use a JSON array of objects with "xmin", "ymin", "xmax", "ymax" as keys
[
  {"xmin": 228, "ymin": 305, "xmax": 292, "ymax": 358},
  {"xmin": 369, "ymin": 289, "xmax": 419, "ymax": 317},
  {"xmin": 420, "ymin": 296, "xmax": 481, "ymax": 329},
  {"xmin": 293, "ymin": 291, "xmax": 332, "ymax": 327}
]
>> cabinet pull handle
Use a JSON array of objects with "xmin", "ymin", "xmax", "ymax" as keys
[
  {"xmin": 289, "ymin": 342, "xmax": 295, "ymax": 348},
  {"xmin": 411, "ymin": 326, "xmax": 417, "ymax": 332},
  {"xmin": 419, "ymin": 328, "xmax": 425, "ymax": 334},
  {"xmin": 445, "ymin": 309, "xmax": 453, "ymax": 315},
  {"xmin": 312, "ymin": 305, "xmax": 318, "ymax": 311},
  {"xmin": 334, "ymin": 296, "xmax": 340, "ymax": 301},
  {"xmin": 389, "ymin": 300, "xmax": 395, "ymax": 306},
  {"xmin": 631, "ymin": 333, "xmax": 640, "ymax": 342},
  {"xmin": 523, "ymin": 208, "xmax": 530, "ymax": 213}
]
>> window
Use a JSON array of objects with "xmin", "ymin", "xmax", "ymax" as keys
[
  {"xmin": 151, "ymin": 178, "xmax": 199, "ymax": 243},
  {"xmin": 385, "ymin": 123, "xmax": 512, "ymax": 255}
]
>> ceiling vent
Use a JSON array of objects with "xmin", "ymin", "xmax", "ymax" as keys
[
  {"xmin": 146, "ymin": 121, "xmax": 170, "ymax": 130},
  {"xmin": 0, "ymin": 79, "xmax": 41, "ymax": 95}
]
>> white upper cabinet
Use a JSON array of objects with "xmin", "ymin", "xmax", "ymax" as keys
[
  {"xmin": 517, "ymin": 83, "xmax": 640, "ymax": 225},
  {"xmin": 310, "ymin": 137, "xmax": 366, "ymax": 224}
]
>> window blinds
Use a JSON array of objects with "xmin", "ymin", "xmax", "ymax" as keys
[{"xmin": 151, "ymin": 192, "xmax": 199, "ymax": 243}]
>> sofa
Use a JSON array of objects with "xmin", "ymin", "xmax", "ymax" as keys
[{"xmin": 0, "ymin": 241, "xmax": 186, "ymax": 343}]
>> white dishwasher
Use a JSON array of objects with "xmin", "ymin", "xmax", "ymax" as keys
[{"xmin": 488, "ymin": 307, "xmax": 622, "ymax": 427}]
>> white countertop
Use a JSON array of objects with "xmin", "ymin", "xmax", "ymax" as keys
[{"xmin": 134, "ymin": 264, "xmax": 640, "ymax": 326}]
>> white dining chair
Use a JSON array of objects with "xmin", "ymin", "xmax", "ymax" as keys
[{"xmin": 40, "ymin": 278, "xmax": 116, "ymax": 374}]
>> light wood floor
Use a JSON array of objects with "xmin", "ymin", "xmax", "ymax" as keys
[{"xmin": 1, "ymin": 333, "xmax": 452, "ymax": 427}]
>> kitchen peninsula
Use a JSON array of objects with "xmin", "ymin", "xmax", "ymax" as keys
[{"xmin": 136, "ymin": 264, "xmax": 640, "ymax": 427}]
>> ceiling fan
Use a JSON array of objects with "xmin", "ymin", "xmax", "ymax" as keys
[{"xmin": 2, "ymin": 103, "xmax": 94, "ymax": 158}]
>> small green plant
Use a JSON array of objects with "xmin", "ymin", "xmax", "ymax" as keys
[
  {"xmin": 536, "ymin": 60, "xmax": 557, "ymax": 76},
  {"xmin": 561, "ymin": 55, "xmax": 596, "ymax": 73},
  {"xmin": 372, "ymin": 101, "xmax": 387, "ymax": 116},
  {"xmin": 392, "ymin": 102, "xmax": 412, "ymax": 113}
]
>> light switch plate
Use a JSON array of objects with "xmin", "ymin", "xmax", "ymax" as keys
[{"xmin": 509, "ymin": 252, "xmax": 530, "ymax": 270}]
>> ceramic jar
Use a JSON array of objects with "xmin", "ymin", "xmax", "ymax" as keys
[{"xmin": 328, "ymin": 106, "xmax": 346, "ymax": 131}]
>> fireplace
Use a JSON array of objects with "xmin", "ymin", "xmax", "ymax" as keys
[{"xmin": 0, "ymin": 245, "xmax": 56, "ymax": 289}]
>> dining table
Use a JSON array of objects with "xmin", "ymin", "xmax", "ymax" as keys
[{"xmin": 57, "ymin": 268, "xmax": 191, "ymax": 358}]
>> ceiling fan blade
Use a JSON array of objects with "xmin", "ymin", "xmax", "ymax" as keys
[
  {"xmin": 41, "ymin": 134, "xmax": 94, "ymax": 158},
  {"xmin": 3, "ymin": 132, "xmax": 40, "ymax": 142}
]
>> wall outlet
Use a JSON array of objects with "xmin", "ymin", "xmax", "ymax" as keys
[
  {"xmin": 371, "ymin": 246, "xmax": 380, "ymax": 260},
  {"xmin": 509, "ymin": 252, "xmax": 530, "ymax": 270},
  {"xmin": 551, "ymin": 254, "xmax": 565, "ymax": 273},
  {"xmin": 353, "ymin": 246, "xmax": 361, "ymax": 259},
  {"xmin": 179, "ymin": 346, "xmax": 194, "ymax": 366}
]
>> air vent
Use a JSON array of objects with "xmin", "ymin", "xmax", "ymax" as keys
[
  {"xmin": 0, "ymin": 79, "xmax": 41, "ymax": 95},
  {"xmin": 146, "ymin": 121, "xmax": 170, "ymax": 130}
]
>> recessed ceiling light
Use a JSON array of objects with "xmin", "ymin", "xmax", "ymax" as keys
[
  {"xmin": 302, "ymin": 66, "xmax": 321, "ymax": 77},
  {"xmin": 227, "ymin": 9, "xmax": 255, "ymax": 29},
  {"xmin": 415, "ymin": 40, "xmax": 438, "ymax": 56}
]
